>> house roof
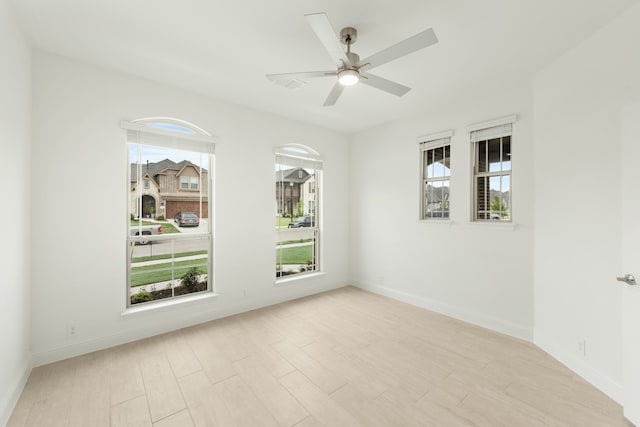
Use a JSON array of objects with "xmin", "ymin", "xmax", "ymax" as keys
[
  {"xmin": 130, "ymin": 159, "xmax": 207, "ymax": 182},
  {"xmin": 276, "ymin": 168, "xmax": 312, "ymax": 184}
]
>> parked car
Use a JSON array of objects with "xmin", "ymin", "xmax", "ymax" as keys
[
  {"xmin": 174, "ymin": 211, "xmax": 200, "ymax": 227},
  {"xmin": 288, "ymin": 216, "xmax": 315, "ymax": 228},
  {"xmin": 130, "ymin": 224, "xmax": 162, "ymax": 245}
]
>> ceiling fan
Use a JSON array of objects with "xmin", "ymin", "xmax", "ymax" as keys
[{"xmin": 266, "ymin": 13, "xmax": 438, "ymax": 106}]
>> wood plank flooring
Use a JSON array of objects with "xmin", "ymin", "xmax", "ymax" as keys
[{"xmin": 7, "ymin": 286, "xmax": 632, "ymax": 426}]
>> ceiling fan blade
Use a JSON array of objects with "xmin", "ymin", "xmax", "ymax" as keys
[
  {"xmin": 323, "ymin": 82, "xmax": 344, "ymax": 106},
  {"xmin": 361, "ymin": 28, "xmax": 438, "ymax": 70},
  {"xmin": 305, "ymin": 13, "xmax": 352, "ymax": 67},
  {"xmin": 360, "ymin": 72, "xmax": 411, "ymax": 97},
  {"xmin": 266, "ymin": 71, "xmax": 336, "ymax": 81}
]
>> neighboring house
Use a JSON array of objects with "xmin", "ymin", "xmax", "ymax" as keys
[
  {"xmin": 275, "ymin": 167, "xmax": 312, "ymax": 216},
  {"xmin": 301, "ymin": 173, "xmax": 316, "ymax": 216},
  {"xmin": 130, "ymin": 159, "xmax": 209, "ymax": 219}
]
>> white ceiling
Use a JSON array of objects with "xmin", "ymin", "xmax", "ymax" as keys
[{"xmin": 11, "ymin": 0, "xmax": 638, "ymax": 134}]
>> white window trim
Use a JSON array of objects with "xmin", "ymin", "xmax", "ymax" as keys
[
  {"xmin": 274, "ymin": 144, "xmax": 322, "ymax": 283},
  {"xmin": 122, "ymin": 118, "xmax": 216, "ymax": 310},
  {"xmin": 467, "ymin": 115, "xmax": 517, "ymax": 133},
  {"xmin": 417, "ymin": 129, "xmax": 454, "ymax": 145},
  {"xmin": 419, "ymin": 130, "xmax": 453, "ymax": 221}
]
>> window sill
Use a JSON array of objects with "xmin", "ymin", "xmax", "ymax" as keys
[
  {"xmin": 275, "ymin": 271, "xmax": 326, "ymax": 286},
  {"xmin": 122, "ymin": 292, "xmax": 218, "ymax": 317}
]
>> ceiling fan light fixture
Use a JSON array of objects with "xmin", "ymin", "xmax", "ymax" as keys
[{"xmin": 338, "ymin": 68, "xmax": 359, "ymax": 86}]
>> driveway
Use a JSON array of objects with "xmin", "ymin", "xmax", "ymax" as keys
[{"xmin": 172, "ymin": 218, "xmax": 209, "ymax": 233}]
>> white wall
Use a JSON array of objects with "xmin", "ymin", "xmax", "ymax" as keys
[
  {"xmin": 533, "ymin": 3, "xmax": 640, "ymax": 402},
  {"xmin": 349, "ymin": 81, "xmax": 535, "ymax": 340},
  {"xmin": 30, "ymin": 51, "xmax": 350, "ymax": 365},
  {"xmin": 0, "ymin": 0, "xmax": 32, "ymax": 424}
]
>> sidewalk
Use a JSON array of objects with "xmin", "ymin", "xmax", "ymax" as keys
[{"xmin": 132, "ymin": 254, "xmax": 207, "ymax": 268}]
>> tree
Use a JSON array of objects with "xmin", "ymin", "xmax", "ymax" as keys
[
  {"xmin": 490, "ymin": 196, "xmax": 508, "ymax": 218},
  {"xmin": 296, "ymin": 199, "xmax": 304, "ymax": 217}
]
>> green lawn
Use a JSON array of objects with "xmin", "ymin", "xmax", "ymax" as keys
[
  {"xmin": 130, "ymin": 221, "xmax": 180, "ymax": 234},
  {"xmin": 276, "ymin": 244, "xmax": 314, "ymax": 265},
  {"xmin": 131, "ymin": 258, "xmax": 208, "ymax": 287},
  {"xmin": 276, "ymin": 217, "xmax": 292, "ymax": 227}
]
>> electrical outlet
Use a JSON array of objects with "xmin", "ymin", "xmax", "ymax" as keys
[
  {"xmin": 67, "ymin": 325, "xmax": 78, "ymax": 337},
  {"xmin": 578, "ymin": 339, "xmax": 586, "ymax": 357}
]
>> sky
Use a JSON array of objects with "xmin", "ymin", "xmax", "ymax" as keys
[{"xmin": 129, "ymin": 144, "xmax": 209, "ymax": 168}]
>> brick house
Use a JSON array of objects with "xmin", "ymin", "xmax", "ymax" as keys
[
  {"xmin": 275, "ymin": 167, "xmax": 313, "ymax": 216},
  {"xmin": 130, "ymin": 159, "xmax": 209, "ymax": 220}
]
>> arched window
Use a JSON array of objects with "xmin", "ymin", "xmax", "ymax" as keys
[
  {"xmin": 121, "ymin": 118, "xmax": 216, "ymax": 307},
  {"xmin": 274, "ymin": 144, "xmax": 322, "ymax": 280}
]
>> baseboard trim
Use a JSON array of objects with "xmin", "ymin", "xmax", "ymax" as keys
[
  {"xmin": 353, "ymin": 281, "xmax": 533, "ymax": 341},
  {"xmin": 0, "ymin": 355, "xmax": 32, "ymax": 427},
  {"xmin": 534, "ymin": 332, "xmax": 624, "ymax": 404},
  {"xmin": 354, "ymin": 282, "xmax": 626, "ymax": 404},
  {"xmin": 31, "ymin": 281, "xmax": 348, "ymax": 367}
]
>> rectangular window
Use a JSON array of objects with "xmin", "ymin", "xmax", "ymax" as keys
[
  {"xmin": 180, "ymin": 176, "xmax": 189, "ymax": 189},
  {"xmin": 471, "ymin": 119, "xmax": 514, "ymax": 221},
  {"xmin": 275, "ymin": 149, "xmax": 321, "ymax": 280},
  {"xmin": 190, "ymin": 176, "xmax": 198, "ymax": 189},
  {"xmin": 124, "ymin": 123, "xmax": 214, "ymax": 307},
  {"xmin": 144, "ymin": 178, "xmax": 150, "ymax": 189},
  {"xmin": 420, "ymin": 132, "xmax": 452, "ymax": 220}
]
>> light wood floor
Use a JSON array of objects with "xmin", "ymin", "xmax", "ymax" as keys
[{"xmin": 7, "ymin": 286, "xmax": 632, "ymax": 427}]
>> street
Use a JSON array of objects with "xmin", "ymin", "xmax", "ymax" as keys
[{"xmin": 131, "ymin": 219, "xmax": 210, "ymax": 257}]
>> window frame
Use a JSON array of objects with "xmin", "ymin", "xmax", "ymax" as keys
[
  {"xmin": 468, "ymin": 115, "xmax": 516, "ymax": 222},
  {"xmin": 121, "ymin": 118, "xmax": 216, "ymax": 309},
  {"xmin": 418, "ymin": 130, "xmax": 453, "ymax": 221},
  {"xmin": 274, "ymin": 144, "xmax": 322, "ymax": 282}
]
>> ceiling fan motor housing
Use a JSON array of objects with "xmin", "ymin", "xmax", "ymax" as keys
[
  {"xmin": 345, "ymin": 52, "xmax": 360, "ymax": 69},
  {"xmin": 340, "ymin": 27, "xmax": 357, "ymax": 45}
]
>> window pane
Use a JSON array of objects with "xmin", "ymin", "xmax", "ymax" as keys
[
  {"xmin": 443, "ymin": 145, "xmax": 451, "ymax": 177},
  {"xmin": 497, "ymin": 175, "xmax": 511, "ymax": 220},
  {"xmin": 129, "ymin": 235, "xmax": 210, "ymax": 305},
  {"xmin": 276, "ymin": 228, "xmax": 317, "ymax": 278},
  {"xmin": 426, "ymin": 150, "xmax": 434, "ymax": 179},
  {"xmin": 425, "ymin": 146, "xmax": 451, "ymax": 179},
  {"xmin": 477, "ymin": 141, "xmax": 487, "ymax": 173},
  {"xmin": 476, "ymin": 176, "xmax": 490, "ymax": 219},
  {"xmin": 128, "ymin": 141, "xmax": 211, "ymax": 306},
  {"xmin": 275, "ymin": 157, "xmax": 320, "ymax": 279},
  {"xmin": 425, "ymin": 180, "xmax": 449, "ymax": 218},
  {"xmin": 488, "ymin": 175, "xmax": 508, "ymax": 220},
  {"xmin": 423, "ymin": 144, "xmax": 451, "ymax": 220},
  {"xmin": 488, "ymin": 138, "xmax": 502, "ymax": 172},
  {"xmin": 502, "ymin": 136, "xmax": 512, "ymax": 171},
  {"xmin": 425, "ymin": 182, "xmax": 434, "ymax": 218},
  {"xmin": 473, "ymin": 133, "xmax": 512, "ymax": 222},
  {"xmin": 434, "ymin": 147, "xmax": 443, "ymax": 178}
]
